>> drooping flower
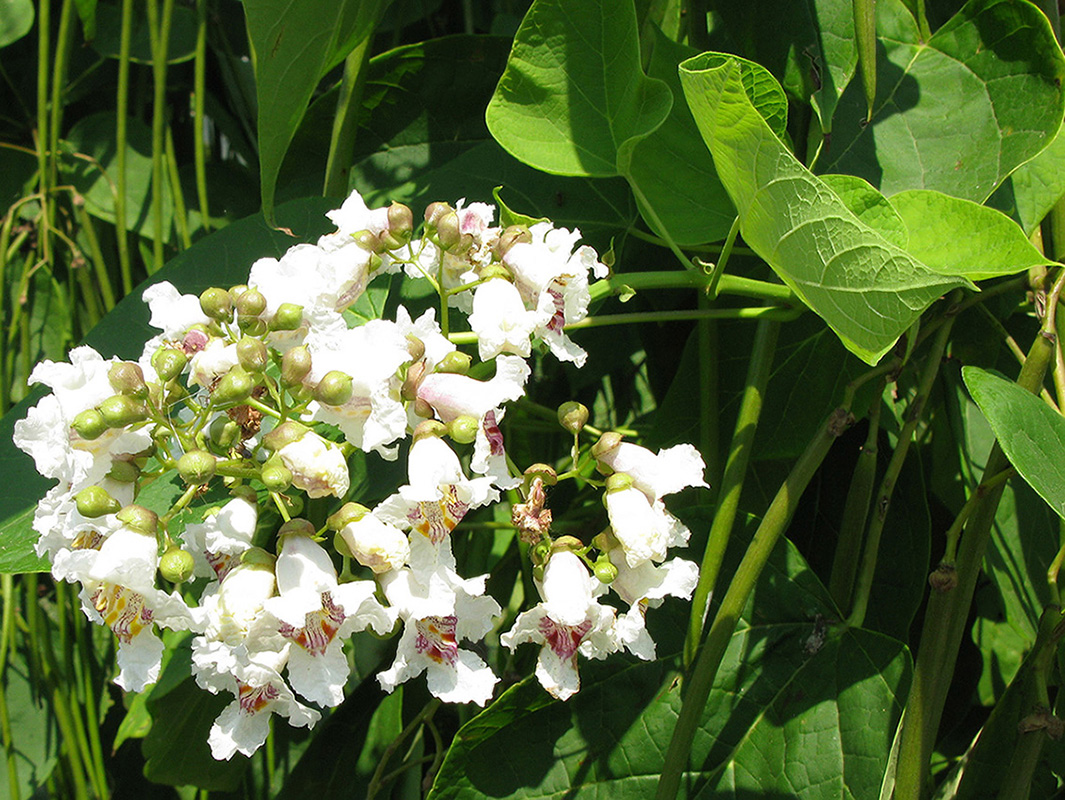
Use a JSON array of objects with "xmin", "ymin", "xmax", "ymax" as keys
[
  {"xmin": 275, "ymin": 430, "xmax": 350, "ymax": 499},
  {"xmin": 608, "ymin": 548, "xmax": 698, "ymax": 660},
  {"xmin": 467, "ymin": 278, "xmax": 542, "ymax": 361},
  {"xmin": 183, "ymin": 493, "xmax": 259, "ymax": 582}
]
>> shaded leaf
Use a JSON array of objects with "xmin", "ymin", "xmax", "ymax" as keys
[
  {"xmin": 679, "ymin": 53, "xmax": 966, "ymax": 364},
  {"xmin": 0, "ymin": 0, "xmax": 33, "ymax": 49},
  {"xmin": 987, "ymin": 124, "xmax": 1065, "ymax": 237},
  {"xmin": 0, "ymin": 648, "xmax": 58, "ymax": 799},
  {"xmin": 486, "ymin": 0, "xmax": 672, "ymax": 177},
  {"xmin": 823, "ymin": 0, "xmax": 1065, "ymax": 202},
  {"xmin": 90, "ymin": 0, "xmax": 197, "ymax": 64}
]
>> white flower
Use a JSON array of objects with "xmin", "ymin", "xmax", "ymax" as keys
[
  {"xmin": 608, "ymin": 549, "xmax": 698, "ymax": 660},
  {"xmin": 183, "ymin": 495, "xmax": 259, "ymax": 582},
  {"xmin": 468, "ymin": 278, "xmax": 541, "ymax": 361},
  {"xmin": 264, "ymin": 534, "xmax": 394, "ymax": 707},
  {"xmin": 277, "ymin": 432, "xmax": 350, "ymax": 499},
  {"xmin": 188, "ymin": 339, "xmax": 239, "ymax": 389},
  {"xmin": 600, "ymin": 443, "xmax": 707, "ymax": 567},
  {"xmin": 142, "ymin": 281, "xmax": 210, "ymax": 339},
  {"xmin": 378, "ymin": 565, "xmax": 500, "ymax": 705},
  {"xmin": 320, "ymin": 190, "xmax": 391, "ymax": 249},
  {"xmin": 339, "ymin": 513, "xmax": 410, "ymax": 574},
  {"xmin": 501, "ymin": 551, "xmax": 618, "ymax": 700}
]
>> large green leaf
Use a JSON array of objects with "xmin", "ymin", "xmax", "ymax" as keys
[
  {"xmin": 243, "ymin": 0, "xmax": 388, "ymax": 223},
  {"xmin": 963, "ymin": 366, "xmax": 1065, "ymax": 522},
  {"xmin": 90, "ymin": 0, "xmax": 197, "ymax": 64},
  {"xmin": 988, "ymin": 124, "xmax": 1065, "ymax": 237},
  {"xmin": 428, "ymin": 536, "xmax": 910, "ymax": 798},
  {"xmin": 822, "ymin": 0, "xmax": 1065, "ymax": 202},
  {"xmin": 0, "ymin": 0, "xmax": 33, "ymax": 49},
  {"xmin": 679, "ymin": 53, "xmax": 967, "ymax": 364},
  {"xmin": 486, "ymin": 0, "xmax": 672, "ymax": 178},
  {"xmin": 0, "ymin": 198, "xmax": 337, "ymax": 575},
  {"xmin": 0, "ymin": 649, "xmax": 58, "ymax": 799}
]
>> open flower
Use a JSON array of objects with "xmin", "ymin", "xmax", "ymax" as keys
[
  {"xmin": 609, "ymin": 549, "xmax": 699, "ymax": 660},
  {"xmin": 276, "ymin": 430, "xmax": 350, "ymax": 499},
  {"xmin": 468, "ymin": 278, "xmax": 542, "ymax": 361},
  {"xmin": 501, "ymin": 550, "xmax": 618, "ymax": 700},
  {"xmin": 183, "ymin": 494, "xmax": 259, "ymax": 582}
]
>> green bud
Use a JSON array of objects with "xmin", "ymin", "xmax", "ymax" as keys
[
  {"xmin": 240, "ymin": 546, "xmax": 276, "ymax": 569},
  {"xmin": 591, "ymin": 529, "xmax": 618, "ymax": 552},
  {"xmin": 151, "ymin": 347, "xmax": 188, "ymax": 382},
  {"xmin": 260, "ymin": 459, "xmax": 293, "ymax": 492},
  {"xmin": 116, "ymin": 504, "xmax": 158, "ymax": 535},
  {"xmin": 436, "ymin": 210, "xmax": 462, "ymax": 251},
  {"xmin": 235, "ymin": 288, "xmax": 267, "ymax": 319},
  {"xmin": 447, "ymin": 415, "xmax": 479, "ymax": 445},
  {"xmin": 236, "ymin": 336, "xmax": 268, "ymax": 373},
  {"xmin": 209, "ymin": 416, "xmax": 241, "ymax": 449},
  {"xmin": 327, "ymin": 502, "xmax": 370, "ymax": 531},
  {"xmin": 436, "ymin": 351, "xmax": 471, "ymax": 375},
  {"xmin": 159, "ymin": 547, "xmax": 195, "ymax": 583},
  {"xmin": 353, "ymin": 230, "xmax": 383, "ymax": 252},
  {"xmin": 552, "ymin": 535, "xmax": 584, "ymax": 553},
  {"xmin": 524, "ymin": 463, "xmax": 558, "ymax": 487},
  {"xmin": 177, "ymin": 450, "xmax": 217, "ymax": 485},
  {"xmin": 270, "ymin": 303, "xmax": 304, "ymax": 332},
  {"xmin": 106, "ymin": 459, "xmax": 140, "ymax": 483},
  {"xmin": 530, "ymin": 539, "xmax": 552, "ymax": 566},
  {"xmin": 199, "ymin": 287, "xmax": 233, "ymax": 321},
  {"xmin": 238, "ymin": 316, "xmax": 268, "ymax": 337},
  {"xmin": 279, "ymin": 518, "xmax": 316, "ymax": 541},
  {"xmin": 281, "ymin": 346, "xmax": 312, "ymax": 387},
  {"xmin": 388, "ymin": 202, "xmax": 413, "ymax": 240},
  {"xmin": 557, "ymin": 401, "xmax": 589, "ymax": 435},
  {"xmin": 406, "ymin": 334, "xmax": 426, "ymax": 362},
  {"xmin": 413, "ymin": 420, "xmax": 447, "ymax": 442},
  {"xmin": 315, "ymin": 370, "xmax": 354, "ymax": 406},
  {"xmin": 71, "ymin": 408, "xmax": 108, "ymax": 440},
  {"xmin": 493, "ymin": 225, "xmax": 532, "ymax": 259},
  {"xmin": 424, "ymin": 201, "xmax": 451, "ymax": 227},
  {"xmin": 75, "ymin": 486, "xmax": 121, "ymax": 518},
  {"xmin": 98, "ymin": 395, "xmax": 149, "ymax": 428},
  {"xmin": 262, "ymin": 420, "xmax": 308, "ymax": 452},
  {"xmin": 229, "ymin": 284, "xmax": 250, "ymax": 305},
  {"xmin": 592, "ymin": 558, "xmax": 618, "ymax": 584},
  {"xmin": 592, "ymin": 431, "xmax": 623, "ymax": 460},
  {"xmin": 213, "ymin": 367, "xmax": 256, "ymax": 405},
  {"xmin": 605, "ymin": 472, "xmax": 634, "ymax": 493},
  {"xmin": 108, "ymin": 361, "xmax": 148, "ymax": 398}
]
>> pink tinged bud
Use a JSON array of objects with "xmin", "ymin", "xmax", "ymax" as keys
[
  {"xmin": 182, "ymin": 327, "xmax": 209, "ymax": 354},
  {"xmin": 98, "ymin": 395, "xmax": 148, "ymax": 428},
  {"xmin": 108, "ymin": 362, "xmax": 147, "ymax": 398},
  {"xmin": 281, "ymin": 346, "xmax": 312, "ymax": 387}
]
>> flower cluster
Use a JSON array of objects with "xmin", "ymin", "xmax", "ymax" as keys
[{"xmin": 14, "ymin": 190, "xmax": 706, "ymax": 759}]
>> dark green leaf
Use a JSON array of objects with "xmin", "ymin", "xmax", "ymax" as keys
[
  {"xmin": 0, "ymin": 0, "xmax": 33, "ymax": 49},
  {"xmin": 0, "ymin": 648, "xmax": 58, "ymax": 799},
  {"xmin": 90, "ymin": 0, "xmax": 197, "ymax": 64}
]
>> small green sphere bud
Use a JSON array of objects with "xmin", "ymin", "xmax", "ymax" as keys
[
  {"xmin": 592, "ymin": 431, "xmax": 624, "ymax": 459},
  {"xmin": 238, "ymin": 316, "xmax": 268, "ymax": 337},
  {"xmin": 353, "ymin": 230, "xmax": 383, "ymax": 252},
  {"xmin": 279, "ymin": 518, "xmax": 316, "ymax": 541},
  {"xmin": 151, "ymin": 347, "xmax": 187, "ymax": 382},
  {"xmin": 178, "ymin": 450, "xmax": 217, "ymax": 485},
  {"xmin": 116, "ymin": 504, "xmax": 158, "ymax": 534},
  {"xmin": 530, "ymin": 539, "xmax": 552, "ymax": 566},
  {"xmin": 605, "ymin": 472, "xmax": 634, "ymax": 493},
  {"xmin": 557, "ymin": 401, "xmax": 589, "ymax": 435},
  {"xmin": 213, "ymin": 367, "xmax": 255, "ymax": 405},
  {"xmin": 236, "ymin": 336, "xmax": 268, "ymax": 373},
  {"xmin": 262, "ymin": 420, "xmax": 308, "ymax": 452},
  {"xmin": 75, "ymin": 486, "xmax": 121, "ymax": 518},
  {"xmin": 413, "ymin": 420, "xmax": 448, "ymax": 442},
  {"xmin": 436, "ymin": 351, "xmax": 471, "ymax": 375},
  {"xmin": 334, "ymin": 530, "xmax": 353, "ymax": 559},
  {"xmin": 327, "ymin": 502, "xmax": 370, "ymax": 531},
  {"xmin": 315, "ymin": 370, "xmax": 354, "ymax": 406},
  {"xmin": 281, "ymin": 346, "xmax": 312, "ymax": 387},
  {"xmin": 260, "ymin": 460, "xmax": 293, "ymax": 492},
  {"xmin": 98, "ymin": 395, "xmax": 149, "ymax": 428},
  {"xmin": 524, "ymin": 463, "xmax": 558, "ymax": 486},
  {"xmin": 159, "ymin": 547, "xmax": 195, "ymax": 583},
  {"xmin": 414, "ymin": 397, "xmax": 435, "ymax": 418},
  {"xmin": 108, "ymin": 361, "xmax": 148, "ymax": 398},
  {"xmin": 199, "ymin": 287, "xmax": 233, "ymax": 321},
  {"xmin": 229, "ymin": 284, "xmax": 250, "ymax": 305},
  {"xmin": 593, "ymin": 558, "xmax": 618, "ymax": 584},
  {"xmin": 436, "ymin": 211, "xmax": 462, "ymax": 250},
  {"xmin": 106, "ymin": 459, "xmax": 140, "ymax": 483},
  {"xmin": 424, "ymin": 201, "xmax": 451, "ymax": 227},
  {"xmin": 553, "ymin": 535, "xmax": 584, "ymax": 553},
  {"xmin": 71, "ymin": 408, "xmax": 109, "ymax": 440},
  {"xmin": 270, "ymin": 303, "xmax": 304, "ymax": 332},
  {"xmin": 447, "ymin": 415, "xmax": 479, "ymax": 445},
  {"xmin": 209, "ymin": 416, "xmax": 241, "ymax": 449},
  {"xmin": 388, "ymin": 202, "xmax": 414, "ymax": 239},
  {"xmin": 240, "ymin": 546, "xmax": 276, "ymax": 569},
  {"xmin": 406, "ymin": 334, "xmax": 426, "ymax": 362},
  {"xmin": 235, "ymin": 288, "xmax": 267, "ymax": 319}
]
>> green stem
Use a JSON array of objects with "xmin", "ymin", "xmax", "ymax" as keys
[
  {"xmin": 115, "ymin": 0, "xmax": 134, "ymax": 294},
  {"xmin": 683, "ymin": 318, "xmax": 779, "ymax": 667},
  {"xmin": 848, "ymin": 299, "xmax": 958, "ymax": 628},
  {"xmin": 193, "ymin": 0, "xmax": 210, "ymax": 232},
  {"xmin": 893, "ymin": 273, "xmax": 1063, "ymax": 799},
  {"xmin": 587, "ymin": 270, "xmax": 797, "ymax": 306},
  {"xmin": 146, "ymin": 0, "xmax": 174, "ymax": 273},
  {"xmin": 828, "ymin": 377, "xmax": 884, "ymax": 613},
  {"xmin": 657, "ymin": 405, "xmax": 855, "ymax": 800},
  {"xmin": 367, "ymin": 698, "xmax": 442, "ymax": 800},
  {"xmin": 35, "ymin": 0, "xmax": 51, "ymax": 270},
  {"xmin": 0, "ymin": 576, "xmax": 18, "ymax": 800},
  {"xmin": 323, "ymin": 36, "xmax": 374, "ymax": 197},
  {"xmin": 166, "ymin": 126, "xmax": 191, "ymax": 249},
  {"xmin": 702, "ymin": 216, "xmax": 740, "ymax": 300}
]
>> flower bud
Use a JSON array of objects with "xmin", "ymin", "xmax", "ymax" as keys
[
  {"xmin": 270, "ymin": 303, "xmax": 304, "ymax": 332},
  {"xmin": 235, "ymin": 288, "xmax": 267, "ymax": 319},
  {"xmin": 413, "ymin": 419, "xmax": 447, "ymax": 442},
  {"xmin": 260, "ymin": 458, "xmax": 293, "ymax": 492},
  {"xmin": 401, "ymin": 360, "xmax": 427, "ymax": 401},
  {"xmin": 281, "ymin": 346, "xmax": 312, "ymax": 387},
  {"xmin": 592, "ymin": 431, "xmax": 623, "ymax": 459},
  {"xmin": 436, "ymin": 211, "xmax": 463, "ymax": 251},
  {"xmin": 151, "ymin": 347, "xmax": 187, "ymax": 382},
  {"xmin": 493, "ymin": 225, "xmax": 532, "ymax": 259},
  {"xmin": 229, "ymin": 284, "xmax": 249, "ymax": 305},
  {"xmin": 327, "ymin": 502, "xmax": 371, "ymax": 531},
  {"xmin": 209, "ymin": 416, "xmax": 241, "ymax": 450},
  {"xmin": 406, "ymin": 334, "xmax": 426, "ymax": 362},
  {"xmin": 159, "ymin": 546, "xmax": 195, "ymax": 583},
  {"xmin": 413, "ymin": 397, "xmax": 435, "ymax": 418},
  {"xmin": 524, "ymin": 463, "xmax": 557, "ymax": 487},
  {"xmin": 447, "ymin": 415, "xmax": 479, "ymax": 444},
  {"xmin": 605, "ymin": 472, "xmax": 634, "ymax": 493},
  {"xmin": 177, "ymin": 449, "xmax": 217, "ymax": 485},
  {"xmin": 435, "ymin": 351, "xmax": 471, "ymax": 375},
  {"xmin": 353, "ymin": 230, "xmax": 383, "ymax": 252},
  {"xmin": 213, "ymin": 367, "xmax": 255, "ymax": 405},
  {"xmin": 278, "ymin": 518, "xmax": 316, "ymax": 542},
  {"xmin": 108, "ymin": 362, "xmax": 148, "ymax": 398},
  {"xmin": 591, "ymin": 528, "xmax": 618, "ymax": 552},
  {"xmin": 240, "ymin": 546, "xmax": 277, "ymax": 569},
  {"xmin": 98, "ymin": 395, "xmax": 149, "ymax": 428},
  {"xmin": 75, "ymin": 486, "xmax": 121, "ymax": 518},
  {"xmin": 592, "ymin": 557, "xmax": 618, "ymax": 584},
  {"xmin": 199, "ymin": 287, "xmax": 233, "ymax": 322},
  {"xmin": 929, "ymin": 563, "xmax": 958, "ymax": 593},
  {"xmin": 387, "ymin": 202, "xmax": 413, "ymax": 241},
  {"xmin": 424, "ymin": 201, "xmax": 451, "ymax": 227},
  {"xmin": 557, "ymin": 401, "xmax": 589, "ymax": 435},
  {"xmin": 106, "ymin": 459, "xmax": 140, "ymax": 483},
  {"xmin": 552, "ymin": 535, "xmax": 584, "ymax": 553},
  {"xmin": 530, "ymin": 539, "xmax": 552, "ymax": 566},
  {"xmin": 236, "ymin": 336, "xmax": 268, "ymax": 373},
  {"xmin": 238, "ymin": 316, "xmax": 268, "ymax": 337},
  {"xmin": 116, "ymin": 504, "xmax": 158, "ymax": 535},
  {"xmin": 263, "ymin": 420, "xmax": 309, "ymax": 452},
  {"xmin": 71, "ymin": 408, "xmax": 108, "ymax": 440},
  {"xmin": 315, "ymin": 370, "xmax": 354, "ymax": 406}
]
